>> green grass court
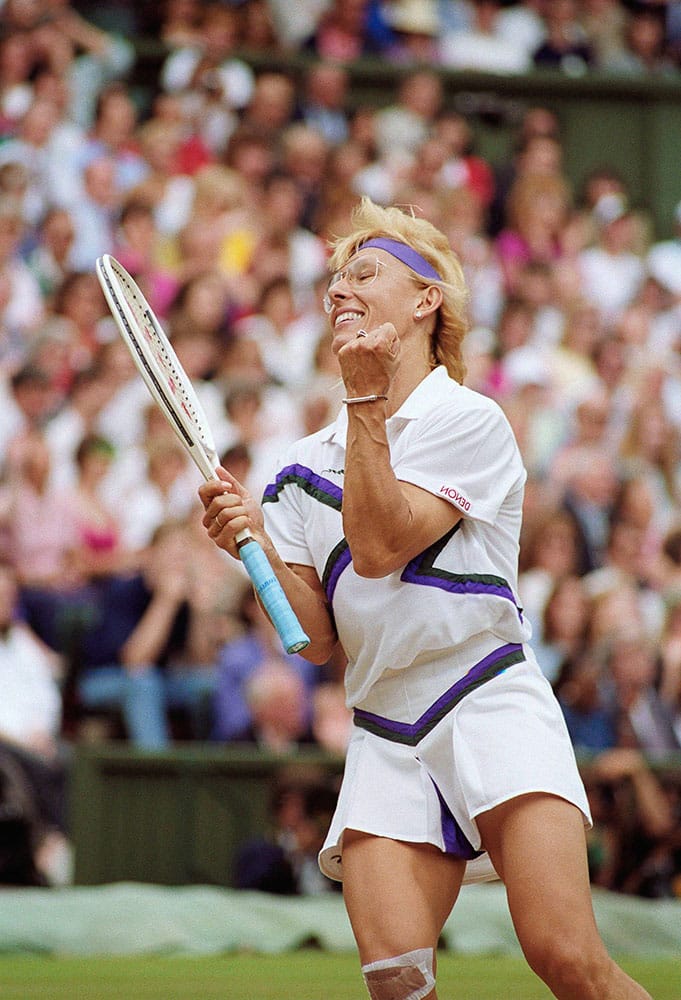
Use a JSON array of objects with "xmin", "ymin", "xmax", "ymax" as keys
[{"xmin": 0, "ymin": 953, "xmax": 674, "ymax": 1000}]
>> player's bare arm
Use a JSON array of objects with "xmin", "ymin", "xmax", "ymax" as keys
[
  {"xmin": 199, "ymin": 471, "xmax": 338, "ymax": 665},
  {"xmin": 339, "ymin": 324, "xmax": 460, "ymax": 578}
]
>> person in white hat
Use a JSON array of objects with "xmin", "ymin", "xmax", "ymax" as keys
[{"xmin": 646, "ymin": 201, "xmax": 681, "ymax": 299}]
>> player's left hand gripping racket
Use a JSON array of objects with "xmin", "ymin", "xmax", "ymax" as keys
[{"xmin": 96, "ymin": 254, "xmax": 309, "ymax": 655}]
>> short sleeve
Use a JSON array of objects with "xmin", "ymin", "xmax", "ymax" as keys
[
  {"xmin": 393, "ymin": 401, "xmax": 525, "ymax": 524},
  {"xmin": 262, "ymin": 466, "xmax": 316, "ymax": 568}
]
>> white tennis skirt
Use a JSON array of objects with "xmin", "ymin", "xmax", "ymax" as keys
[{"xmin": 319, "ymin": 644, "xmax": 591, "ymax": 885}]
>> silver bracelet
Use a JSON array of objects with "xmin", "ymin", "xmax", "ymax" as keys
[{"xmin": 342, "ymin": 394, "xmax": 388, "ymax": 405}]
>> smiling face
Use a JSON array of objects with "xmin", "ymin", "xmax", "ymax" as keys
[{"xmin": 325, "ymin": 249, "xmax": 425, "ymax": 350}]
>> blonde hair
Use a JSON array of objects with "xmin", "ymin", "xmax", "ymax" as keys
[
  {"xmin": 505, "ymin": 173, "xmax": 572, "ymax": 232},
  {"xmin": 328, "ymin": 197, "xmax": 469, "ymax": 383},
  {"xmin": 191, "ymin": 164, "xmax": 246, "ymax": 215}
]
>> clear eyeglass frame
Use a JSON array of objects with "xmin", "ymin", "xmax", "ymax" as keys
[{"xmin": 323, "ymin": 256, "xmax": 385, "ymax": 314}]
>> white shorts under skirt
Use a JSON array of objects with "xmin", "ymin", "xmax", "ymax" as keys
[{"xmin": 319, "ymin": 646, "xmax": 591, "ymax": 886}]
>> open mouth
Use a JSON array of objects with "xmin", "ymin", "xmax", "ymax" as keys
[{"xmin": 334, "ymin": 310, "xmax": 364, "ymax": 328}]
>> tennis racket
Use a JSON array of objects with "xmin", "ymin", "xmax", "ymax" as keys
[{"xmin": 95, "ymin": 254, "xmax": 309, "ymax": 655}]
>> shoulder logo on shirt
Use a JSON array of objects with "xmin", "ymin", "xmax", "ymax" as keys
[
  {"xmin": 322, "ymin": 468, "xmax": 344, "ymax": 476},
  {"xmin": 439, "ymin": 485, "xmax": 471, "ymax": 511}
]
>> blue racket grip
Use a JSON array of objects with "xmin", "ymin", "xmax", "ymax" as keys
[{"xmin": 237, "ymin": 539, "xmax": 310, "ymax": 654}]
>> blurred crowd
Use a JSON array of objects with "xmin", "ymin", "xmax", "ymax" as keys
[{"xmin": 0, "ymin": 0, "xmax": 681, "ymax": 895}]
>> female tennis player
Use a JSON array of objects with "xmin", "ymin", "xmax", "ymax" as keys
[{"xmin": 199, "ymin": 198, "xmax": 651, "ymax": 1000}]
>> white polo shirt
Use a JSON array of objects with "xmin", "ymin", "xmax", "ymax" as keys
[{"xmin": 263, "ymin": 366, "xmax": 532, "ymax": 709}]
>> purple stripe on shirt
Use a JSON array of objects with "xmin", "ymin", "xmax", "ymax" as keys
[
  {"xmin": 263, "ymin": 463, "xmax": 343, "ymax": 507},
  {"xmin": 401, "ymin": 563, "xmax": 517, "ymax": 603},
  {"xmin": 353, "ymin": 643, "xmax": 523, "ymax": 741}
]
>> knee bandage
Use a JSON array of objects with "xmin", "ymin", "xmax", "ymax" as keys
[{"xmin": 361, "ymin": 947, "xmax": 435, "ymax": 1000}]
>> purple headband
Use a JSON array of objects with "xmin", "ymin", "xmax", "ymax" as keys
[{"xmin": 359, "ymin": 237, "xmax": 442, "ymax": 282}]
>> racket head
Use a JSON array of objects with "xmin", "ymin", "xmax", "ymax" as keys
[{"xmin": 96, "ymin": 254, "xmax": 219, "ymax": 480}]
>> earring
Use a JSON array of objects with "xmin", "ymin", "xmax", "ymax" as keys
[{"xmin": 415, "ymin": 310, "xmax": 422, "ymax": 319}]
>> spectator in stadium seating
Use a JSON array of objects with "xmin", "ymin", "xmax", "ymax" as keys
[
  {"xmin": 532, "ymin": 573, "xmax": 592, "ymax": 685},
  {"xmin": 373, "ymin": 68, "xmax": 443, "ymax": 165},
  {"xmin": 59, "ymin": 432, "xmax": 135, "ymax": 580},
  {"xmin": 443, "ymin": 186, "xmax": 504, "ymax": 331},
  {"xmin": 159, "ymin": 0, "xmax": 203, "ymax": 49},
  {"xmin": 160, "ymin": 1, "xmax": 254, "ymax": 157},
  {"xmin": 646, "ymin": 199, "xmax": 681, "ymax": 301},
  {"xmin": 581, "ymin": 515, "xmax": 666, "ymax": 645},
  {"xmin": 554, "ymin": 634, "xmax": 678, "ymax": 897},
  {"xmin": 540, "ymin": 302, "xmax": 604, "ymax": 413},
  {"xmin": 532, "ymin": 0, "xmax": 595, "ymax": 73},
  {"xmin": 145, "ymin": 90, "xmax": 214, "ymax": 178},
  {"xmin": 235, "ymin": 276, "xmax": 325, "ymax": 393},
  {"xmin": 172, "ymin": 325, "xmax": 235, "ymax": 448},
  {"xmin": 42, "ymin": 361, "xmax": 121, "ymax": 490},
  {"xmin": 46, "ymin": 2, "xmax": 135, "ymax": 130},
  {"xmin": 0, "ymin": 559, "xmax": 72, "ymax": 885},
  {"xmin": 0, "ymin": 97, "xmax": 65, "ymax": 227},
  {"xmin": 573, "ymin": 163, "xmax": 651, "ymax": 260},
  {"xmin": 314, "ymin": 137, "xmax": 367, "ymax": 234},
  {"xmin": 488, "ymin": 105, "xmax": 564, "ymax": 237},
  {"xmin": 495, "ymin": 172, "xmax": 573, "ymax": 296},
  {"xmin": 1, "ymin": 0, "xmax": 135, "ymax": 131},
  {"xmin": 280, "ymin": 123, "xmax": 331, "ymax": 232},
  {"xmin": 110, "ymin": 201, "xmax": 179, "ymax": 320},
  {"xmin": 244, "ymin": 662, "xmax": 316, "ymax": 754},
  {"xmin": 618, "ymin": 397, "xmax": 681, "ymax": 531},
  {"xmin": 66, "ymin": 154, "xmax": 121, "ymax": 273},
  {"xmin": 311, "ymin": 681, "xmax": 353, "ymax": 756},
  {"xmin": 606, "ymin": 633, "xmax": 680, "ymax": 755},
  {"xmin": 50, "ymin": 269, "xmax": 110, "ymax": 380},
  {"xmin": 221, "ymin": 378, "xmax": 301, "ymax": 502},
  {"xmin": 25, "ymin": 206, "xmax": 76, "ymax": 304},
  {"xmin": 611, "ymin": 472, "xmax": 666, "ymax": 574},
  {"xmin": 513, "ymin": 258, "xmax": 571, "ymax": 349},
  {"xmin": 577, "ymin": 192, "xmax": 647, "ymax": 326},
  {"xmin": 0, "ymin": 195, "xmax": 45, "ymax": 356},
  {"xmin": 496, "ymin": 0, "xmax": 546, "ymax": 61},
  {"xmin": 582, "ymin": 744, "xmax": 676, "ymax": 896},
  {"xmin": 519, "ymin": 504, "xmax": 585, "ymax": 625},
  {"xmin": 579, "ymin": 0, "xmax": 628, "ymax": 70},
  {"xmin": 301, "ymin": 0, "xmax": 387, "ymax": 61},
  {"xmin": 485, "ymin": 295, "xmax": 537, "ymax": 399},
  {"xmin": 107, "ymin": 433, "xmax": 198, "ymax": 554},
  {"xmin": 75, "ymin": 519, "xmax": 221, "ymax": 748},
  {"xmin": 383, "ymin": 0, "xmax": 442, "ymax": 64},
  {"xmin": 0, "ymin": 364, "xmax": 57, "ymax": 477},
  {"xmin": 297, "ymin": 61, "xmax": 350, "ymax": 148},
  {"xmin": 213, "ymin": 585, "xmax": 320, "ymax": 746},
  {"xmin": 223, "ymin": 126, "xmax": 276, "ymax": 216},
  {"xmin": 81, "ymin": 82, "xmax": 148, "ymax": 198},
  {"xmin": 602, "ymin": 6, "xmax": 675, "ymax": 77},
  {"xmin": 0, "ymin": 32, "xmax": 35, "ymax": 131},
  {"xmin": 440, "ymin": 0, "xmax": 532, "ymax": 73},
  {"xmin": 166, "ymin": 268, "xmax": 235, "ymax": 347},
  {"xmin": 174, "ymin": 164, "xmax": 257, "ymax": 291},
  {"xmin": 239, "ymin": 71, "xmax": 297, "ymax": 147},
  {"xmin": 125, "ymin": 120, "xmax": 196, "ymax": 240},
  {"xmin": 233, "ymin": 777, "xmax": 341, "ymax": 895},
  {"xmin": 434, "ymin": 110, "xmax": 496, "ymax": 210},
  {"xmin": 551, "ymin": 442, "xmax": 621, "ymax": 574},
  {"xmin": 0, "ymin": 426, "xmax": 85, "ymax": 593},
  {"xmin": 248, "ymin": 170, "xmax": 328, "ymax": 314},
  {"xmin": 240, "ymin": 0, "xmax": 282, "ymax": 55},
  {"xmin": 550, "ymin": 388, "xmax": 614, "ymax": 488}
]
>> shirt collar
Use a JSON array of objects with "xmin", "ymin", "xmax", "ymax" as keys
[{"xmin": 323, "ymin": 366, "xmax": 454, "ymax": 447}]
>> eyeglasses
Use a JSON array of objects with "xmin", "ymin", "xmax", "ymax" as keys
[{"xmin": 323, "ymin": 256, "xmax": 385, "ymax": 314}]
